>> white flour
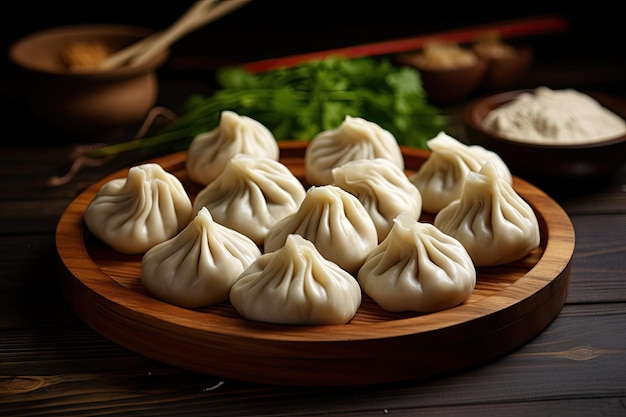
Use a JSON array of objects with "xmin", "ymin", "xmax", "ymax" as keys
[{"xmin": 481, "ymin": 86, "xmax": 626, "ymax": 144}]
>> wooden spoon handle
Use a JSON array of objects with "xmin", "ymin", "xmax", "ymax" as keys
[
  {"xmin": 129, "ymin": 0, "xmax": 252, "ymax": 67},
  {"xmin": 100, "ymin": 0, "xmax": 250, "ymax": 70},
  {"xmin": 99, "ymin": 31, "xmax": 162, "ymax": 70}
]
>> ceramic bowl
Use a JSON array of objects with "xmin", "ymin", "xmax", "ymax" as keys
[
  {"xmin": 9, "ymin": 24, "xmax": 169, "ymax": 138},
  {"xmin": 397, "ymin": 50, "xmax": 487, "ymax": 104},
  {"xmin": 463, "ymin": 89, "xmax": 626, "ymax": 188},
  {"xmin": 473, "ymin": 43, "xmax": 533, "ymax": 90}
]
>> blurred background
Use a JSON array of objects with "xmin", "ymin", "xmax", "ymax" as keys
[
  {"xmin": 2, "ymin": 1, "xmax": 624, "ymax": 141},
  {"xmin": 3, "ymin": 1, "xmax": 623, "ymax": 74}
]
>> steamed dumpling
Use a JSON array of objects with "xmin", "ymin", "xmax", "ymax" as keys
[
  {"xmin": 141, "ymin": 207, "xmax": 262, "ymax": 308},
  {"xmin": 304, "ymin": 115, "xmax": 404, "ymax": 185},
  {"xmin": 84, "ymin": 163, "xmax": 193, "ymax": 254},
  {"xmin": 358, "ymin": 213, "xmax": 476, "ymax": 313},
  {"xmin": 229, "ymin": 234, "xmax": 362, "ymax": 325},
  {"xmin": 264, "ymin": 185, "xmax": 378, "ymax": 274},
  {"xmin": 193, "ymin": 154, "xmax": 306, "ymax": 246},
  {"xmin": 434, "ymin": 162, "xmax": 540, "ymax": 266},
  {"xmin": 410, "ymin": 131, "xmax": 512, "ymax": 213},
  {"xmin": 331, "ymin": 158, "xmax": 422, "ymax": 242},
  {"xmin": 186, "ymin": 110, "xmax": 280, "ymax": 185}
]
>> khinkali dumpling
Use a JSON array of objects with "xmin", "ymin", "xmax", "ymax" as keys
[
  {"xmin": 264, "ymin": 185, "xmax": 378, "ymax": 274},
  {"xmin": 331, "ymin": 158, "xmax": 422, "ymax": 242},
  {"xmin": 304, "ymin": 115, "xmax": 404, "ymax": 185},
  {"xmin": 410, "ymin": 131, "xmax": 512, "ymax": 213},
  {"xmin": 358, "ymin": 213, "xmax": 476, "ymax": 313},
  {"xmin": 434, "ymin": 162, "xmax": 540, "ymax": 266},
  {"xmin": 141, "ymin": 207, "xmax": 262, "ymax": 308},
  {"xmin": 230, "ymin": 234, "xmax": 362, "ymax": 325},
  {"xmin": 84, "ymin": 163, "xmax": 193, "ymax": 254},
  {"xmin": 186, "ymin": 110, "xmax": 280, "ymax": 185},
  {"xmin": 193, "ymin": 154, "xmax": 306, "ymax": 246}
]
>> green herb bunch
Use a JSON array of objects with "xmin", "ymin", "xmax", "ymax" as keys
[{"xmin": 88, "ymin": 56, "xmax": 448, "ymax": 158}]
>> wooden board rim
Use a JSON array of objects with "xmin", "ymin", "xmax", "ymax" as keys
[{"xmin": 55, "ymin": 142, "xmax": 575, "ymax": 385}]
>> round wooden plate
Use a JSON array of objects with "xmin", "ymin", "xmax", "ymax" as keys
[{"xmin": 55, "ymin": 141, "xmax": 575, "ymax": 386}]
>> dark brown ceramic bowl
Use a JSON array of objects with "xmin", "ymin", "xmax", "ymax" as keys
[
  {"xmin": 396, "ymin": 52, "xmax": 487, "ymax": 104},
  {"xmin": 475, "ymin": 44, "xmax": 533, "ymax": 90},
  {"xmin": 9, "ymin": 24, "xmax": 169, "ymax": 137},
  {"xmin": 463, "ymin": 89, "xmax": 626, "ymax": 187}
]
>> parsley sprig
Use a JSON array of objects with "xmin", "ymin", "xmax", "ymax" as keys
[{"xmin": 87, "ymin": 56, "xmax": 448, "ymax": 158}]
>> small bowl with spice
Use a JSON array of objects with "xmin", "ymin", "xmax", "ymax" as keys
[
  {"xmin": 463, "ymin": 87, "xmax": 626, "ymax": 187},
  {"xmin": 396, "ymin": 41, "xmax": 487, "ymax": 104},
  {"xmin": 8, "ymin": 24, "xmax": 169, "ymax": 138},
  {"xmin": 471, "ymin": 33, "xmax": 533, "ymax": 90}
]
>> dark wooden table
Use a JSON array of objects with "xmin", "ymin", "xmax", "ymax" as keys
[{"xmin": 2, "ymin": 8, "xmax": 626, "ymax": 415}]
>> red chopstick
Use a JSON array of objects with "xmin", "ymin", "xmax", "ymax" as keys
[{"xmin": 242, "ymin": 14, "xmax": 569, "ymax": 73}]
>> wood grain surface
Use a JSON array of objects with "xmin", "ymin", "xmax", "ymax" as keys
[{"xmin": 55, "ymin": 141, "xmax": 575, "ymax": 386}]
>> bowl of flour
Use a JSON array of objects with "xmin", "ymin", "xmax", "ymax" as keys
[{"xmin": 463, "ymin": 87, "xmax": 626, "ymax": 186}]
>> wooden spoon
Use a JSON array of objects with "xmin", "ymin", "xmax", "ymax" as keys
[{"xmin": 100, "ymin": 0, "xmax": 251, "ymax": 70}]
